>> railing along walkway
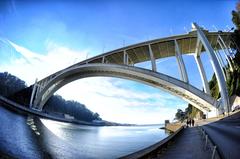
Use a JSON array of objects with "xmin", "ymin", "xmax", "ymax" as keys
[{"xmin": 155, "ymin": 127, "xmax": 213, "ymax": 159}]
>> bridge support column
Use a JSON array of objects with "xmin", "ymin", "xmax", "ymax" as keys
[
  {"xmin": 195, "ymin": 37, "xmax": 210, "ymax": 94},
  {"xmin": 123, "ymin": 50, "xmax": 129, "ymax": 65},
  {"xmin": 195, "ymin": 55, "xmax": 211, "ymax": 94},
  {"xmin": 29, "ymin": 78, "xmax": 38, "ymax": 108},
  {"xmin": 214, "ymin": 49, "xmax": 227, "ymax": 81},
  {"xmin": 148, "ymin": 45, "xmax": 157, "ymax": 72},
  {"xmin": 174, "ymin": 39, "xmax": 189, "ymax": 83},
  {"xmin": 102, "ymin": 56, "xmax": 105, "ymax": 63},
  {"xmin": 193, "ymin": 23, "xmax": 230, "ymax": 113},
  {"xmin": 217, "ymin": 36, "xmax": 234, "ymax": 72},
  {"xmin": 32, "ymin": 80, "xmax": 45, "ymax": 111}
]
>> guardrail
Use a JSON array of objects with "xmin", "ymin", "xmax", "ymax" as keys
[
  {"xmin": 119, "ymin": 126, "xmax": 184, "ymax": 159},
  {"xmin": 197, "ymin": 126, "xmax": 222, "ymax": 159}
]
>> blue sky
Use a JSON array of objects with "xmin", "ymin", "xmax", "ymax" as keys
[{"xmin": 0, "ymin": 0, "xmax": 238, "ymax": 124}]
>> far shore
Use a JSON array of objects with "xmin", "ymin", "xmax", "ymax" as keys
[{"xmin": 0, "ymin": 95, "xmax": 135, "ymax": 127}]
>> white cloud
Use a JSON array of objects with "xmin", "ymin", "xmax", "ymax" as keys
[
  {"xmin": 1, "ymin": 40, "xmax": 89, "ymax": 85},
  {"xmin": 57, "ymin": 77, "xmax": 187, "ymax": 124},
  {"xmin": 0, "ymin": 40, "xmax": 187, "ymax": 124}
]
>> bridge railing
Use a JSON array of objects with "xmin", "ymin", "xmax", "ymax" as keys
[{"xmin": 198, "ymin": 126, "xmax": 222, "ymax": 159}]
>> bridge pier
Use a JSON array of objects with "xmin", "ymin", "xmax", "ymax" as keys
[
  {"xmin": 174, "ymin": 39, "xmax": 189, "ymax": 83},
  {"xmin": 207, "ymin": 107, "xmax": 219, "ymax": 118},
  {"xmin": 148, "ymin": 45, "xmax": 157, "ymax": 72},
  {"xmin": 194, "ymin": 38, "xmax": 211, "ymax": 95},
  {"xmin": 29, "ymin": 78, "xmax": 38, "ymax": 108},
  {"xmin": 194, "ymin": 55, "xmax": 211, "ymax": 95},
  {"xmin": 194, "ymin": 35, "xmax": 211, "ymax": 95},
  {"xmin": 123, "ymin": 50, "xmax": 129, "ymax": 65},
  {"xmin": 214, "ymin": 49, "xmax": 227, "ymax": 81}
]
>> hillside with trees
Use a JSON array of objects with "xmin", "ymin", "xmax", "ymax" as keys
[
  {"xmin": 175, "ymin": 104, "xmax": 203, "ymax": 122},
  {"xmin": 0, "ymin": 72, "xmax": 102, "ymax": 122}
]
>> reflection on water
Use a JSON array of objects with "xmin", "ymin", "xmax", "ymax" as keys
[
  {"xmin": 41, "ymin": 118, "xmax": 168, "ymax": 158},
  {"xmin": 0, "ymin": 106, "xmax": 44, "ymax": 158},
  {"xmin": 0, "ymin": 105, "xmax": 169, "ymax": 159},
  {"xmin": 27, "ymin": 116, "xmax": 41, "ymax": 135}
]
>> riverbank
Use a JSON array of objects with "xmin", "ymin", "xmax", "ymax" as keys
[
  {"xmin": 0, "ymin": 95, "xmax": 134, "ymax": 127},
  {"xmin": 0, "ymin": 96, "xmax": 101, "ymax": 125}
]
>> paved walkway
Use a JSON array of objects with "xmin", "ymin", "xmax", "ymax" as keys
[
  {"xmin": 203, "ymin": 111, "xmax": 240, "ymax": 159},
  {"xmin": 155, "ymin": 127, "xmax": 212, "ymax": 159}
]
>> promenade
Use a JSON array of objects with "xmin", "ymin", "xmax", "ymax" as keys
[
  {"xmin": 153, "ymin": 111, "xmax": 240, "ymax": 159},
  {"xmin": 202, "ymin": 111, "xmax": 240, "ymax": 159},
  {"xmin": 155, "ymin": 127, "xmax": 212, "ymax": 159}
]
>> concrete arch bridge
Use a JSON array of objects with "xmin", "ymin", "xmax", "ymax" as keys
[{"xmin": 29, "ymin": 23, "xmax": 237, "ymax": 116}]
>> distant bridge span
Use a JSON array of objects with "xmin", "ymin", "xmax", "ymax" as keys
[{"xmin": 29, "ymin": 23, "xmax": 236, "ymax": 115}]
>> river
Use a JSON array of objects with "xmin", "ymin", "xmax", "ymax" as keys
[{"xmin": 0, "ymin": 105, "xmax": 169, "ymax": 158}]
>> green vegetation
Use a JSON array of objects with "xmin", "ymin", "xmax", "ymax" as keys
[
  {"xmin": 175, "ymin": 104, "xmax": 202, "ymax": 122},
  {"xmin": 0, "ymin": 72, "xmax": 27, "ymax": 96},
  {"xmin": 175, "ymin": 109, "xmax": 185, "ymax": 122},
  {"xmin": 185, "ymin": 104, "xmax": 202, "ymax": 119},
  {"xmin": 229, "ymin": 5, "xmax": 240, "ymax": 96},
  {"xmin": 0, "ymin": 72, "xmax": 102, "ymax": 122},
  {"xmin": 45, "ymin": 95, "xmax": 101, "ymax": 122},
  {"xmin": 232, "ymin": 3, "xmax": 240, "ymax": 30},
  {"xmin": 209, "ymin": 74, "xmax": 220, "ymax": 99}
]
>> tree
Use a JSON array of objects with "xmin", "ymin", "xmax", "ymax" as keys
[
  {"xmin": 0, "ymin": 72, "xmax": 102, "ymax": 122},
  {"xmin": 45, "ymin": 95, "xmax": 102, "ymax": 122},
  {"xmin": 208, "ymin": 74, "xmax": 220, "ymax": 99},
  {"xmin": 175, "ymin": 104, "xmax": 203, "ymax": 122},
  {"xmin": 175, "ymin": 109, "xmax": 185, "ymax": 122},
  {"xmin": 229, "ymin": 1, "xmax": 240, "ymax": 96},
  {"xmin": 0, "ymin": 72, "xmax": 26, "ymax": 97},
  {"xmin": 232, "ymin": 1, "xmax": 240, "ymax": 29},
  {"xmin": 232, "ymin": 10, "xmax": 240, "ymax": 30}
]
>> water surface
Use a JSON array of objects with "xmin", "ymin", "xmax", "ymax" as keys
[{"xmin": 0, "ymin": 105, "xmax": 168, "ymax": 158}]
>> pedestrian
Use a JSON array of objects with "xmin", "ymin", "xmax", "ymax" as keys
[
  {"xmin": 186, "ymin": 118, "xmax": 189, "ymax": 127},
  {"xmin": 191, "ymin": 118, "xmax": 195, "ymax": 127},
  {"xmin": 189, "ymin": 118, "xmax": 191, "ymax": 127}
]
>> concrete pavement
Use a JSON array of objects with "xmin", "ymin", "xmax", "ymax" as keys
[
  {"xmin": 155, "ymin": 127, "xmax": 212, "ymax": 159},
  {"xmin": 203, "ymin": 111, "xmax": 240, "ymax": 159}
]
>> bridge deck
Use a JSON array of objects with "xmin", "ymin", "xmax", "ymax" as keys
[{"xmin": 155, "ymin": 127, "xmax": 212, "ymax": 159}]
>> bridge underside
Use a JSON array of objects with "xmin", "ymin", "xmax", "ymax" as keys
[
  {"xmin": 32, "ymin": 64, "xmax": 218, "ymax": 112},
  {"xmin": 27, "ymin": 23, "xmax": 237, "ymax": 115}
]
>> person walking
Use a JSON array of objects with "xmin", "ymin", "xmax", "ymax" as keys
[{"xmin": 191, "ymin": 118, "xmax": 195, "ymax": 127}]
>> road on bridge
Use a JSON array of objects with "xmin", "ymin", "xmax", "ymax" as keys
[{"xmin": 203, "ymin": 111, "xmax": 240, "ymax": 159}]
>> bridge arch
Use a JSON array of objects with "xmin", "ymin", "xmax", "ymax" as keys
[
  {"xmin": 33, "ymin": 63, "xmax": 218, "ymax": 112},
  {"xmin": 28, "ymin": 23, "xmax": 236, "ymax": 115}
]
